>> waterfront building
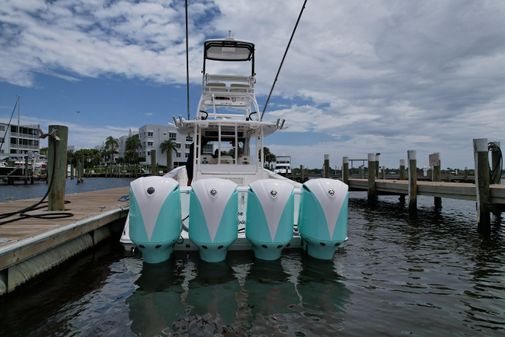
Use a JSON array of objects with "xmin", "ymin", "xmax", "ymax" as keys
[
  {"xmin": 138, "ymin": 124, "xmax": 193, "ymax": 167},
  {"xmin": 0, "ymin": 122, "xmax": 41, "ymax": 159}
]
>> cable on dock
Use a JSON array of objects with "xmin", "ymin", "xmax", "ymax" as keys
[
  {"xmin": 489, "ymin": 142, "xmax": 503, "ymax": 183},
  {"xmin": 0, "ymin": 137, "xmax": 74, "ymax": 225}
]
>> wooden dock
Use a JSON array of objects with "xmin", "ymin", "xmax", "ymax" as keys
[
  {"xmin": 339, "ymin": 138, "xmax": 504, "ymax": 232},
  {"xmin": 0, "ymin": 187, "xmax": 129, "ymax": 295},
  {"xmin": 348, "ymin": 179, "xmax": 505, "ymax": 204}
]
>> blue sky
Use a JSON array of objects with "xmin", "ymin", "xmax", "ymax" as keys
[{"xmin": 1, "ymin": 0, "xmax": 505, "ymax": 169}]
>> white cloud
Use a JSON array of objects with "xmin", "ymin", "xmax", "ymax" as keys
[
  {"xmin": 1, "ymin": 0, "xmax": 505, "ymax": 167},
  {"xmin": 0, "ymin": 115, "xmax": 133, "ymax": 149}
]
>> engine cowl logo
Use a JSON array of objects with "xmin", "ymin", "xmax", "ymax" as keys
[
  {"xmin": 210, "ymin": 188, "xmax": 218, "ymax": 197},
  {"xmin": 328, "ymin": 189, "xmax": 335, "ymax": 197},
  {"xmin": 270, "ymin": 190, "xmax": 278, "ymax": 198}
]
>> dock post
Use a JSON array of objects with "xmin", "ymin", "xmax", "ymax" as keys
[
  {"xmin": 399, "ymin": 159, "xmax": 406, "ymax": 203},
  {"xmin": 375, "ymin": 153, "xmax": 380, "ymax": 178},
  {"xmin": 323, "ymin": 154, "xmax": 330, "ymax": 178},
  {"xmin": 24, "ymin": 155, "xmax": 29, "ymax": 184},
  {"xmin": 399, "ymin": 159, "xmax": 406, "ymax": 180},
  {"xmin": 408, "ymin": 150, "xmax": 417, "ymax": 216},
  {"xmin": 343, "ymin": 156, "xmax": 349, "ymax": 185},
  {"xmin": 150, "ymin": 149, "xmax": 157, "ymax": 176},
  {"xmin": 77, "ymin": 159, "xmax": 83, "ymax": 184},
  {"xmin": 300, "ymin": 164, "xmax": 305, "ymax": 182},
  {"xmin": 368, "ymin": 153, "xmax": 377, "ymax": 204},
  {"xmin": 430, "ymin": 153, "xmax": 442, "ymax": 209},
  {"xmin": 48, "ymin": 125, "xmax": 68, "ymax": 211},
  {"xmin": 474, "ymin": 138, "xmax": 490, "ymax": 232}
]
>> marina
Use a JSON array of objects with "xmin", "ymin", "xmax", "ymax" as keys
[{"xmin": 1, "ymin": 0, "xmax": 505, "ymax": 336}]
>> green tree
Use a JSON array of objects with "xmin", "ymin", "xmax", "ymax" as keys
[
  {"xmin": 160, "ymin": 139, "xmax": 178, "ymax": 172},
  {"xmin": 40, "ymin": 147, "xmax": 48, "ymax": 156},
  {"xmin": 262, "ymin": 147, "xmax": 276, "ymax": 167},
  {"xmin": 104, "ymin": 136, "xmax": 119, "ymax": 165},
  {"xmin": 74, "ymin": 148, "xmax": 101, "ymax": 168},
  {"xmin": 67, "ymin": 149, "xmax": 76, "ymax": 167},
  {"xmin": 125, "ymin": 134, "xmax": 141, "ymax": 164}
]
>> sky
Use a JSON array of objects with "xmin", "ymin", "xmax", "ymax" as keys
[{"xmin": 1, "ymin": 0, "xmax": 505, "ymax": 169}]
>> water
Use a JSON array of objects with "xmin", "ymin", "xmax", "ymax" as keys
[
  {"xmin": 1, "ymin": 193, "xmax": 504, "ymax": 336},
  {"xmin": 0, "ymin": 178, "xmax": 133, "ymax": 202}
]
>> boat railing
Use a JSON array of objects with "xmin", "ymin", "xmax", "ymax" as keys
[{"xmin": 204, "ymin": 74, "xmax": 254, "ymax": 94}]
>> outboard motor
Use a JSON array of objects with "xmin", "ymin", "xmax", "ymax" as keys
[
  {"xmin": 129, "ymin": 176, "xmax": 182, "ymax": 264},
  {"xmin": 299, "ymin": 179, "xmax": 348, "ymax": 260},
  {"xmin": 189, "ymin": 178, "xmax": 238, "ymax": 262},
  {"xmin": 246, "ymin": 179, "xmax": 294, "ymax": 260}
]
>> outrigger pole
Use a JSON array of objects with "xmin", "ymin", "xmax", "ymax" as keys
[
  {"xmin": 185, "ymin": 0, "xmax": 190, "ymax": 120},
  {"xmin": 261, "ymin": 0, "xmax": 308, "ymax": 121}
]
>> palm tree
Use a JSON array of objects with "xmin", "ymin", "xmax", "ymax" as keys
[
  {"xmin": 262, "ymin": 147, "xmax": 276, "ymax": 168},
  {"xmin": 160, "ymin": 139, "xmax": 178, "ymax": 172},
  {"xmin": 125, "ymin": 134, "xmax": 141, "ymax": 163},
  {"xmin": 104, "ymin": 136, "xmax": 119, "ymax": 165}
]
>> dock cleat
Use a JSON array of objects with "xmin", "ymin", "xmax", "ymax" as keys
[
  {"xmin": 299, "ymin": 179, "xmax": 348, "ymax": 260},
  {"xmin": 246, "ymin": 179, "xmax": 294, "ymax": 260},
  {"xmin": 129, "ymin": 176, "xmax": 181, "ymax": 264},
  {"xmin": 189, "ymin": 178, "xmax": 238, "ymax": 262}
]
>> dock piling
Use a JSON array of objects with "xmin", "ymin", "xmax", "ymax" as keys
[
  {"xmin": 323, "ymin": 154, "xmax": 330, "ymax": 178},
  {"xmin": 343, "ymin": 156, "xmax": 349, "ymax": 185},
  {"xmin": 408, "ymin": 150, "xmax": 417, "ymax": 216},
  {"xmin": 48, "ymin": 125, "xmax": 68, "ymax": 211},
  {"xmin": 300, "ymin": 164, "xmax": 305, "ymax": 182},
  {"xmin": 430, "ymin": 153, "xmax": 442, "ymax": 209},
  {"xmin": 368, "ymin": 153, "xmax": 377, "ymax": 204},
  {"xmin": 473, "ymin": 138, "xmax": 490, "ymax": 232},
  {"xmin": 399, "ymin": 159, "xmax": 406, "ymax": 180}
]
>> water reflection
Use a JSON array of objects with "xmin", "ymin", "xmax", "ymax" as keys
[
  {"xmin": 127, "ymin": 259, "xmax": 186, "ymax": 336},
  {"xmin": 186, "ymin": 259, "xmax": 240, "ymax": 325},
  {"xmin": 124, "ymin": 252, "xmax": 352, "ymax": 336}
]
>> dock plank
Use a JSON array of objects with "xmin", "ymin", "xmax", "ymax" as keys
[{"xmin": 0, "ymin": 187, "xmax": 129, "ymax": 250}]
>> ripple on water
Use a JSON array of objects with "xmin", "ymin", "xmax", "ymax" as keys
[{"xmin": 0, "ymin": 194, "xmax": 504, "ymax": 336}]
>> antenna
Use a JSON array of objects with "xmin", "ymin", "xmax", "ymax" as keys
[
  {"xmin": 185, "ymin": 0, "xmax": 190, "ymax": 120},
  {"xmin": 261, "ymin": 0, "xmax": 308, "ymax": 120}
]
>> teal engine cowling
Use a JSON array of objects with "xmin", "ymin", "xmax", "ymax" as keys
[
  {"xmin": 299, "ymin": 178, "xmax": 348, "ymax": 260},
  {"xmin": 129, "ymin": 176, "xmax": 181, "ymax": 264},
  {"xmin": 246, "ymin": 179, "xmax": 294, "ymax": 260},
  {"xmin": 189, "ymin": 178, "xmax": 238, "ymax": 262}
]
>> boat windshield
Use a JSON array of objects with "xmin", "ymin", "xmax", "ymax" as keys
[
  {"xmin": 203, "ymin": 39, "xmax": 255, "ymax": 76},
  {"xmin": 204, "ymin": 40, "xmax": 254, "ymax": 61}
]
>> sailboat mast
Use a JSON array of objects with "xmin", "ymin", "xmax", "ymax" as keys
[{"xmin": 17, "ymin": 96, "xmax": 20, "ymax": 155}]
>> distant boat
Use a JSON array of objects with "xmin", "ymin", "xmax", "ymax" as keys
[
  {"xmin": 273, "ymin": 155, "xmax": 292, "ymax": 175},
  {"xmin": 121, "ymin": 35, "xmax": 349, "ymax": 264}
]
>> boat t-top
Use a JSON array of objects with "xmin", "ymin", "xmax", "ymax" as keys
[{"xmin": 121, "ymin": 36, "xmax": 349, "ymax": 263}]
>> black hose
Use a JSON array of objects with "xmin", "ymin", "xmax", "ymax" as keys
[
  {"xmin": 0, "ymin": 135, "xmax": 74, "ymax": 225},
  {"xmin": 489, "ymin": 142, "xmax": 503, "ymax": 183}
]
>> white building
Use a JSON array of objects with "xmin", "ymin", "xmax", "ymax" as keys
[
  {"xmin": 139, "ymin": 124, "xmax": 193, "ymax": 167},
  {"xmin": 118, "ymin": 129, "xmax": 139, "ymax": 159},
  {"xmin": 0, "ymin": 122, "xmax": 41, "ymax": 159}
]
